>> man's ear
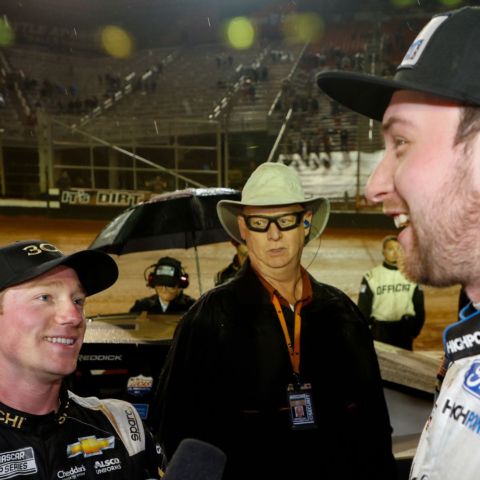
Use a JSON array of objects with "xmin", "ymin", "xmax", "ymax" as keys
[{"xmin": 303, "ymin": 211, "xmax": 313, "ymax": 237}]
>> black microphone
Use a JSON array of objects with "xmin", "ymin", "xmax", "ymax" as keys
[{"xmin": 163, "ymin": 438, "xmax": 227, "ymax": 480}]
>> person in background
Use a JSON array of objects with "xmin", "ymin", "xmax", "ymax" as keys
[
  {"xmin": 152, "ymin": 163, "xmax": 396, "ymax": 480},
  {"xmin": 130, "ymin": 256, "xmax": 196, "ymax": 314},
  {"xmin": 358, "ymin": 235, "xmax": 425, "ymax": 350},
  {"xmin": 56, "ymin": 170, "xmax": 72, "ymax": 190},
  {"xmin": 214, "ymin": 240, "xmax": 248, "ymax": 286},
  {"xmin": 144, "ymin": 175, "xmax": 168, "ymax": 194},
  {"xmin": 317, "ymin": 6, "xmax": 480, "ymax": 479},
  {"xmin": 0, "ymin": 239, "xmax": 166, "ymax": 478}
]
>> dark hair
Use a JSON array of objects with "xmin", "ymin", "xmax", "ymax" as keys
[
  {"xmin": 0, "ymin": 290, "xmax": 4, "ymax": 313},
  {"xmin": 455, "ymin": 105, "xmax": 480, "ymax": 147},
  {"xmin": 382, "ymin": 235, "xmax": 398, "ymax": 249}
]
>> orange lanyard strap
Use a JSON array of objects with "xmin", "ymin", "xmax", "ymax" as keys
[{"xmin": 272, "ymin": 294, "xmax": 302, "ymax": 375}]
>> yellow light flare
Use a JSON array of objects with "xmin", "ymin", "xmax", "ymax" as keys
[
  {"xmin": 225, "ymin": 17, "xmax": 255, "ymax": 50},
  {"xmin": 282, "ymin": 13, "xmax": 324, "ymax": 45},
  {"xmin": 439, "ymin": 0, "xmax": 462, "ymax": 5},
  {"xmin": 100, "ymin": 25, "xmax": 133, "ymax": 59},
  {"xmin": 390, "ymin": 0, "xmax": 415, "ymax": 8},
  {"xmin": 0, "ymin": 18, "xmax": 14, "ymax": 46}
]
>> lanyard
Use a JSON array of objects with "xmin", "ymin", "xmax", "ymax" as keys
[{"xmin": 272, "ymin": 294, "xmax": 302, "ymax": 375}]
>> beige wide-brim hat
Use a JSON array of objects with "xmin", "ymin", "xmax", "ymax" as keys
[{"xmin": 217, "ymin": 162, "xmax": 330, "ymax": 245}]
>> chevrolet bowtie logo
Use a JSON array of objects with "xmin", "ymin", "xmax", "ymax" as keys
[{"xmin": 67, "ymin": 436, "xmax": 115, "ymax": 458}]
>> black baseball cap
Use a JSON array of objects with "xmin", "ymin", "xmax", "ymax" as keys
[
  {"xmin": 317, "ymin": 7, "xmax": 480, "ymax": 122},
  {"xmin": 0, "ymin": 240, "xmax": 118, "ymax": 296},
  {"xmin": 153, "ymin": 257, "xmax": 183, "ymax": 287}
]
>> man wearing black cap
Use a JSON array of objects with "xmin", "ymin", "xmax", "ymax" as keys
[
  {"xmin": 0, "ymin": 240, "xmax": 165, "ymax": 478},
  {"xmin": 153, "ymin": 163, "xmax": 396, "ymax": 479},
  {"xmin": 317, "ymin": 6, "xmax": 480, "ymax": 479},
  {"xmin": 130, "ymin": 256, "xmax": 196, "ymax": 315}
]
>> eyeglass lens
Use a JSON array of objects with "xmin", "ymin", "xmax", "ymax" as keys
[{"xmin": 244, "ymin": 211, "xmax": 304, "ymax": 232}]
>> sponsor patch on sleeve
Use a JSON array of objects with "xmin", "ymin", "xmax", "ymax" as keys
[{"xmin": 0, "ymin": 447, "xmax": 37, "ymax": 479}]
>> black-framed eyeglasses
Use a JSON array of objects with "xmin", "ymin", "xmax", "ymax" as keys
[{"xmin": 243, "ymin": 211, "xmax": 305, "ymax": 232}]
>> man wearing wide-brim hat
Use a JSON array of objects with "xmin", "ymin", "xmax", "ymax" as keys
[{"xmin": 153, "ymin": 162, "xmax": 396, "ymax": 480}]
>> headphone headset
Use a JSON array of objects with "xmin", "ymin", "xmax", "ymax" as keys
[
  {"xmin": 304, "ymin": 219, "xmax": 310, "ymax": 228},
  {"xmin": 144, "ymin": 259, "xmax": 190, "ymax": 289}
]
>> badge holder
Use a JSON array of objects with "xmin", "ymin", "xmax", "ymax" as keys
[{"xmin": 287, "ymin": 376, "xmax": 317, "ymax": 430}]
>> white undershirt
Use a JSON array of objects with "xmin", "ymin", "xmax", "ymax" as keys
[{"xmin": 158, "ymin": 297, "xmax": 169, "ymax": 312}]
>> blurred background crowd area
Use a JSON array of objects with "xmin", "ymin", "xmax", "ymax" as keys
[{"xmin": 0, "ymin": 0, "xmax": 468, "ymax": 207}]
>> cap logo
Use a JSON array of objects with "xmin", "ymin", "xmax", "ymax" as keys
[
  {"xmin": 22, "ymin": 243, "xmax": 61, "ymax": 256},
  {"xmin": 155, "ymin": 265, "xmax": 175, "ymax": 277},
  {"xmin": 399, "ymin": 15, "xmax": 448, "ymax": 69}
]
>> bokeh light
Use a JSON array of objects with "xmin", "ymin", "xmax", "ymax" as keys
[
  {"xmin": 390, "ymin": 0, "xmax": 415, "ymax": 8},
  {"xmin": 225, "ymin": 17, "xmax": 255, "ymax": 50},
  {"xmin": 100, "ymin": 25, "xmax": 134, "ymax": 59},
  {"xmin": 0, "ymin": 18, "xmax": 14, "ymax": 46},
  {"xmin": 282, "ymin": 13, "xmax": 324, "ymax": 45},
  {"xmin": 438, "ymin": 0, "xmax": 462, "ymax": 5}
]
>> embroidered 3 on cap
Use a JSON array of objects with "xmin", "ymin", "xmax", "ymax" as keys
[{"xmin": 0, "ymin": 240, "xmax": 118, "ymax": 296}]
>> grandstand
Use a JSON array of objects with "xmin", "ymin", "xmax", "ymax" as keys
[{"xmin": 0, "ymin": 0, "xmax": 465, "ymax": 214}]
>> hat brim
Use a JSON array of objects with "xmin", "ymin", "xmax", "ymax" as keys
[
  {"xmin": 152, "ymin": 275, "xmax": 179, "ymax": 287},
  {"xmin": 217, "ymin": 197, "xmax": 330, "ymax": 245},
  {"xmin": 316, "ymin": 70, "xmax": 475, "ymax": 122},
  {"xmin": 5, "ymin": 250, "xmax": 118, "ymax": 296}
]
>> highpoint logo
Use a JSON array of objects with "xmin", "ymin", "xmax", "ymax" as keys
[
  {"xmin": 442, "ymin": 398, "xmax": 480, "ymax": 436},
  {"xmin": 445, "ymin": 332, "xmax": 480, "ymax": 355}
]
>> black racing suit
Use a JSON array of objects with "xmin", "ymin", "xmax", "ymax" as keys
[{"xmin": 0, "ymin": 387, "xmax": 166, "ymax": 479}]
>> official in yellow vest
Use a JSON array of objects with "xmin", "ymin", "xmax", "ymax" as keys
[{"xmin": 358, "ymin": 235, "xmax": 425, "ymax": 350}]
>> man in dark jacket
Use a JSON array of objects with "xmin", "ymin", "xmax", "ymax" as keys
[
  {"xmin": 153, "ymin": 162, "xmax": 396, "ymax": 479},
  {"xmin": 214, "ymin": 240, "xmax": 248, "ymax": 286},
  {"xmin": 130, "ymin": 256, "xmax": 196, "ymax": 315}
]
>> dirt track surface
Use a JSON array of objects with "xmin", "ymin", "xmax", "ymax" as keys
[{"xmin": 0, "ymin": 215, "xmax": 458, "ymax": 351}]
